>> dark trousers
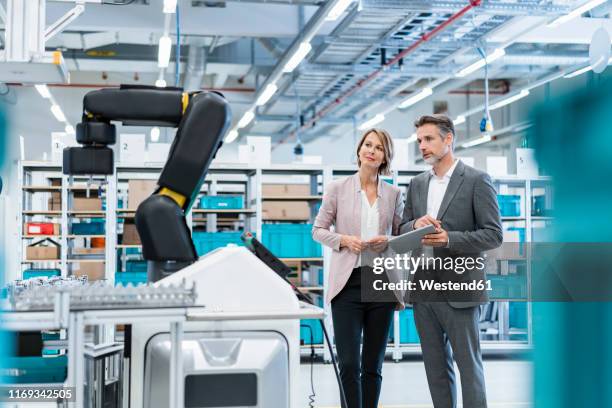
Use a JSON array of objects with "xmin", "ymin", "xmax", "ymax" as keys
[{"xmin": 331, "ymin": 267, "xmax": 395, "ymax": 408}]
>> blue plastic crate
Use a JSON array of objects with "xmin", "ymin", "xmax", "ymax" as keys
[
  {"xmin": 125, "ymin": 260, "xmax": 147, "ymax": 273},
  {"xmin": 399, "ymin": 309, "xmax": 420, "ymax": 343},
  {"xmin": 509, "ymin": 302, "xmax": 528, "ymax": 329},
  {"xmin": 262, "ymin": 224, "xmax": 322, "ymax": 258},
  {"xmin": 199, "ymin": 195, "xmax": 244, "ymax": 210},
  {"xmin": 497, "ymin": 195, "xmax": 521, "ymax": 217},
  {"xmin": 532, "ymin": 195, "xmax": 550, "ymax": 216},
  {"xmin": 488, "ymin": 274, "xmax": 527, "ymax": 300},
  {"xmin": 71, "ymin": 221, "xmax": 105, "ymax": 235},
  {"xmin": 115, "ymin": 272, "xmax": 148, "ymax": 286},
  {"xmin": 507, "ymin": 227, "xmax": 526, "ymax": 243},
  {"xmin": 300, "ymin": 319, "xmax": 323, "ymax": 344},
  {"xmin": 23, "ymin": 269, "xmax": 61, "ymax": 279},
  {"xmin": 192, "ymin": 231, "xmax": 244, "ymax": 256},
  {"xmin": 2, "ymin": 356, "xmax": 67, "ymax": 384}
]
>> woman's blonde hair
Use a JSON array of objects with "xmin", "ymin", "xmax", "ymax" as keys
[{"xmin": 356, "ymin": 128, "xmax": 394, "ymax": 175}]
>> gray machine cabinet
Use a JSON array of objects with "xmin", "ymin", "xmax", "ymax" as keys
[{"xmin": 144, "ymin": 330, "xmax": 289, "ymax": 408}]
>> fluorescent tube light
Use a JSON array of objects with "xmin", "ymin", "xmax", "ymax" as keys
[
  {"xmin": 358, "ymin": 114, "xmax": 385, "ymax": 131},
  {"xmin": 225, "ymin": 129, "xmax": 239, "ymax": 143},
  {"xmin": 456, "ymin": 48, "xmax": 505, "ymax": 78},
  {"xmin": 283, "ymin": 42, "xmax": 312, "ymax": 73},
  {"xmin": 150, "ymin": 127, "xmax": 160, "ymax": 142},
  {"xmin": 158, "ymin": 36, "xmax": 172, "ymax": 68},
  {"xmin": 155, "ymin": 78, "xmax": 167, "ymax": 88},
  {"xmin": 462, "ymin": 135, "xmax": 492, "ymax": 149},
  {"xmin": 326, "ymin": 0, "xmax": 354, "ymax": 21},
  {"xmin": 237, "ymin": 111, "xmax": 255, "ymax": 129},
  {"xmin": 564, "ymin": 65, "xmax": 593, "ymax": 79},
  {"xmin": 50, "ymin": 105, "xmax": 66, "ymax": 122},
  {"xmin": 163, "ymin": 0, "xmax": 177, "ymax": 13},
  {"xmin": 398, "ymin": 87, "xmax": 433, "ymax": 109},
  {"xmin": 35, "ymin": 84, "xmax": 51, "ymax": 98},
  {"xmin": 547, "ymin": 0, "xmax": 607, "ymax": 28},
  {"xmin": 256, "ymin": 83, "xmax": 278, "ymax": 106},
  {"xmin": 489, "ymin": 89, "xmax": 529, "ymax": 111},
  {"xmin": 454, "ymin": 115, "xmax": 466, "ymax": 125},
  {"xmin": 407, "ymin": 133, "xmax": 417, "ymax": 143},
  {"xmin": 65, "ymin": 124, "xmax": 75, "ymax": 134}
]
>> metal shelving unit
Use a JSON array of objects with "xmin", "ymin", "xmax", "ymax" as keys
[{"xmin": 17, "ymin": 161, "xmax": 551, "ymax": 360}]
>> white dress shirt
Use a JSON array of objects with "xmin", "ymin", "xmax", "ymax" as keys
[
  {"xmin": 424, "ymin": 159, "xmax": 458, "ymax": 255},
  {"xmin": 356, "ymin": 190, "xmax": 379, "ymax": 267}
]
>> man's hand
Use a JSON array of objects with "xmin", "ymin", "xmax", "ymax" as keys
[
  {"xmin": 414, "ymin": 215, "xmax": 442, "ymax": 230},
  {"xmin": 422, "ymin": 228, "xmax": 449, "ymax": 247},
  {"xmin": 340, "ymin": 235, "xmax": 366, "ymax": 253},
  {"xmin": 366, "ymin": 235, "xmax": 388, "ymax": 252}
]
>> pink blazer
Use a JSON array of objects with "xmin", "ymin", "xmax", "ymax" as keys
[{"xmin": 312, "ymin": 173, "xmax": 404, "ymax": 305}]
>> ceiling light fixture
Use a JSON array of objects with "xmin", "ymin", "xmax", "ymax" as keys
[
  {"xmin": 456, "ymin": 48, "xmax": 505, "ymax": 78},
  {"xmin": 398, "ymin": 87, "xmax": 433, "ymax": 109},
  {"xmin": 256, "ymin": 83, "xmax": 278, "ymax": 106},
  {"xmin": 237, "ymin": 111, "xmax": 255, "ymax": 129},
  {"xmin": 158, "ymin": 36, "xmax": 172, "ymax": 68},
  {"xmin": 489, "ymin": 89, "xmax": 529, "ymax": 111},
  {"xmin": 34, "ymin": 84, "xmax": 51, "ymax": 99},
  {"xmin": 358, "ymin": 114, "xmax": 385, "ymax": 130},
  {"xmin": 224, "ymin": 129, "xmax": 239, "ymax": 143},
  {"xmin": 547, "ymin": 0, "xmax": 607, "ymax": 28},
  {"xmin": 326, "ymin": 0, "xmax": 354, "ymax": 21},
  {"xmin": 50, "ymin": 105, "xmax": 66, "ymax": 122},
  {"xmin": 283, "ymin": 42, "xmax": 312, "ymax": 73}
]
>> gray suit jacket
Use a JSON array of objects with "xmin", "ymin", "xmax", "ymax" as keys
[{"xmin": 399, "ymin": 160, "xmax": 503, "ymax": 308}]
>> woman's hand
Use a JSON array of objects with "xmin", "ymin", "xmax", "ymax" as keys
[
  {"xmin": 340, "ymin": 235, "xmax": 366, "ymax": 253},
  {"xmin": 366, "ymin": 235, "xmax": 388, "ymax": 252}
]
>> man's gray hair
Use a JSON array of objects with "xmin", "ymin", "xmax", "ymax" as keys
[{"xmin": 414, "ymin": 114, "xmax": 456, "ymax": 150}]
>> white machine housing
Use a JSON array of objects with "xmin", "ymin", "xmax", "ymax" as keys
[{"xmin": 129, "ymin": 246, "xmax": 307, "ymax": 408}]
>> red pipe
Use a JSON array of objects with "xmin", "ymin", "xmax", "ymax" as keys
[{"xmin": 277, "ymin": 0, "xmax": 482, "ymax": 145}]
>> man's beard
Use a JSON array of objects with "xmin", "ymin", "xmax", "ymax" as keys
[{"xmin": 424, "ymin": 146, "xmax": 449, "ymax": 165}]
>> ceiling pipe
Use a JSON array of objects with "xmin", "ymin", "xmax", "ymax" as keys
[
  {"xmin": 183, "ymin": 42, "xmax": 208, "ymax": 92},
  {"xmin": 277, "ymin": 0, "xmax": 482, "ymax": 145},
  {"xmin": 228, "ymin": 0, "xmax": 349, "ymax": 142}
]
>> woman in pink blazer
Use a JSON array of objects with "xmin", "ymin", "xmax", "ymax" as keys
[{"xmin": 312, "ymin": 128, "xmax": 404, "ymax": 408}]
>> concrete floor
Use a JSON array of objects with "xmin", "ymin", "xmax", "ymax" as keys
[{"xmin": 299, "ymin": 357, "xmax": 532, "ymax": 408}]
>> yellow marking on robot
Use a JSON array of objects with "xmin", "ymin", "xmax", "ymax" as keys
[
  {"xmin": 159, "ymin": 187, "xmax": 186, "ymax": 208},
  {"xmin": 182, "ymin": 92, "xmax": 189, "ymax": 113}
]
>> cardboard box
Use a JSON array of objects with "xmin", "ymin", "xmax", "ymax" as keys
[
  {"xmin": 262, "ymin": 201, "xmax": 310, "ymax": 220},
  {"xmin": 73, "ymin": 197, "xmax": 102, "ymax": 211},
  {"xmin": 122, "ymin": 223, "xmax": 141, "ymax": 245},
  {"xmin": 262, "ymin": 184, "xmax": 311, "ymax": 197},
  {"xmin": 128, "ymin": 180, "xmax": 157, "ymax": 209},
  {"xmin": 48, "ymin": 197, "xmax": 61, "ymax": 211},
  {"xmin": 24, "ymin": 223, "xmax": 60, "ymax": 236},
  {"xmin": 73, "ymin": 262, "xmax": 105, "ymax": 281},
  {"xmin": 73, "ymin": 248, "xmax": 105, "ymax": 255},
  {"xmin": 26, "ymin": 244, "xmax": 60, "ymax": 260}
]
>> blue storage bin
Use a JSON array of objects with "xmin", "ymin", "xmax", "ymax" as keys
[
  {"xmin": 71, "ymin": 221, "xmax": 105, "ymax": 235},
  {"xmin": 23, "ymin": 269, "xmax": 61, "ymax": 279},
  {"xmin": 42, "ymin": 332, "xmax": 60, "ymax": 356},
  {"xmin": 125, "ymin": 260, "xmax": 147, "ymax": 273},
  {"xmin": 3, "ymin": 356, "xmax": 67, "ymax": 384},
  {"xmin": 300, "ymin": 319, "xmax": 323, "ymax": 344},
  {"xmin": 497, "ymin": 195, "xmax": 521, "ymax": 217},
  {"xmin": 399, "ymin": 309, "xmax": 420, "ymax": 343},
  {"xmin": 507, "ymin": 227, "xmax": 526, "ymax": 243},
  {"xmin": 488, "ymin": 274, "xmax": 527, "ymax": 300},
  {"xmin": 262, "ymin": 224, "xmax": 322, "ymax": 258},
  {"xmin": 199, "ymin": 195, "xmax": 244, "ymax": 210},
  {"xmin": 532, "ymin": 195, "xmax": 550, "ymax": 216},
  {"xmin": 115, "ymin": 272, "xmax": 148, "ymax": 286},
  {"xmin": 509, "ymin": 302, "xmax": 528, "ymax": 329},
  {"xmin": 192, "ymin": 231, "xmax": 245, "ymax": 256}
]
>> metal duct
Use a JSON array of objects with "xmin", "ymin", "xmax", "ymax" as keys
[{"xmin": 184, "ymin": 44, "xmax": 207, "ymax": 92}]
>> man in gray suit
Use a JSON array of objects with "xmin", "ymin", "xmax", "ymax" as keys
[{"xmin": 399, "ymin": 114, "xmax": 503, "ymax": 408}]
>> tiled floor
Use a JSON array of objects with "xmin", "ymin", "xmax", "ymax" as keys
[{"xmin": 299, "ymin": 357, "xmax": 532, "ymax": 408}]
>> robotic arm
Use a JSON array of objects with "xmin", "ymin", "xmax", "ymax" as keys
[{"xmin": 63, "ymin": 85, "xmax": 231, "ymax": 281}]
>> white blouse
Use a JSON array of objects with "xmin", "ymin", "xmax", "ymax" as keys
[{"xmin": 356, "ymin": 190, "xmax": 379, "ymax": 268}]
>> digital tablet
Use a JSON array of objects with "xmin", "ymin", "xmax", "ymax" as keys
[{"xmin": 388, "ymin": 224, "xmax": 437, "ymax": 253}]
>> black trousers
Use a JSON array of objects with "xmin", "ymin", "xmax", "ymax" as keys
[{"xmin": 331, "ymin": 267, "xmax": 396, "ymax": 408}]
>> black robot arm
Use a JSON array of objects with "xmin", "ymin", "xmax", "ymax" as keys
[{"xmin": 63, "ymin": 85, "xmax": 231, "ymax": 281}]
